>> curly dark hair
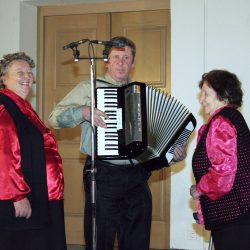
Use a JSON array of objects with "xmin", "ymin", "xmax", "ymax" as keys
[
  {"xmin": 199, "ymin": 69, "xmax": 243, "ymax": 108},
  {"xmin": 0, "ymin": 52, "xmax": 35, "ymax": 89},
  {"xmin": 103, "ymin": 36, "xmax": 136, "ymax": 62}
]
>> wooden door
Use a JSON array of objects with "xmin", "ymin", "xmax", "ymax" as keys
[{"xmin": 39, "ymin": 3, "xmax": 170, "ymax": 249}]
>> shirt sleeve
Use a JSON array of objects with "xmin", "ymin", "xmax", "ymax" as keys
[
  {"xmin": 0, "ymin": 108, "xmax": 30, "ymax": 201},
  {"xmin": 48, "ymin": 81, "xmax": 91, "ymax": 129},
  {"xmin": 196, "ymin": 115, "xmax": 237, "ymax": 200}
]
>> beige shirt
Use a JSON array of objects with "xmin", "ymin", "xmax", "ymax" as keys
[{"xmin": 48, "ymin": 73, "xmax": 127, "ymax": 156}]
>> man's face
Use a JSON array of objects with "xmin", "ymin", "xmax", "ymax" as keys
[{"xmin": 106, "ymin": 46, "xmax": 135, "ymax": 84}]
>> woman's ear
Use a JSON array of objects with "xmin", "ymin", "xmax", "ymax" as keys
[{"xmin": 0, "ymin": 75, "xmax": 5, "ymax": 84}]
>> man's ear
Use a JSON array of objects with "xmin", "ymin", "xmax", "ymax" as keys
[
  {"xmin": 131, "ymin": 57, "xmax": 136, "ymax": 69},
  {"xmin": 132, "ymin": 56, "xmax": 136, "ymax": 65},
  {"xmin": 104, "ymin": 60, "xmax": 109, "ymax": 69}
]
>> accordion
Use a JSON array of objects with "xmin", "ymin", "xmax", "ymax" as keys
[{"xmin": 95, "ymin": 82, "xmax": 196, "ymax": 163}]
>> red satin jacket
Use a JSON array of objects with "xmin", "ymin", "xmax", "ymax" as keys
[{"xmin": 0, "ymin": 89, "xmax": 64, "ymax": 201}]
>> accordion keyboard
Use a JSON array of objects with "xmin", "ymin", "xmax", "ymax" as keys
[{"xmin": 96, "ymin": 88, "xmax": 122, "ymax": 156}]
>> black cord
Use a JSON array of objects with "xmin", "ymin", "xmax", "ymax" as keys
[{"xmin": 129, "ymin": 158, "xmax": 135, "ymax": 167}]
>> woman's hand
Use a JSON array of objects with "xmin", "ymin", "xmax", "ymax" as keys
[
  {"xmin": 190, "ymin": 184, "xmax": 201, "ymax": 200},
  {"xmin": 13, "ymin": 197, "xmax": 32, "ymax": 219}
]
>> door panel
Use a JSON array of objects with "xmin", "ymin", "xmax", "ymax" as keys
[{"xmin": 112, "ymin": 10, "xmax": 171, "ymax": 91}]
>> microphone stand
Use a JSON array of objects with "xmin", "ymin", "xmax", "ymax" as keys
[
  {"xmin": 208, "ymin": 233, "xmax": 213, "ymax": 250},
  {"xmin": 90, "ymin": 57, "xmax": 97, "ymax": 250},
  {"xmin": 65, "ymin": 42, "xmax": 107, "ymax": 250}
]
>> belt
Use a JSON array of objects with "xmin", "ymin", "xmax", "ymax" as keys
[{"xmin": 103, "ymin": 159, "xmax": 139, "ymax": 166}]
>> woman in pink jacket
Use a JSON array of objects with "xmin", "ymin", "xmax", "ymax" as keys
[{"xmin": 190, "ymin": 70, "xmax": 250, "ymax": 250}]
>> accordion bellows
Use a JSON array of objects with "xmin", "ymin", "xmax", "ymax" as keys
[
  {"xmin": 96, "ymin": 82, "xmax": 196, "ymax": 163},
  {"xmin": 136, "ymin": 84, "xmax": 196, "ymax": 163}
]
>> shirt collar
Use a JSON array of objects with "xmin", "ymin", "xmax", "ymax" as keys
[{"xmin": 102, "ymin": 73, "xmax": 130, "ymax": 86}]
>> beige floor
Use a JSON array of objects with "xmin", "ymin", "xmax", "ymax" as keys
[
  {"xmin": 67, "ymin": 245, "xmax": 84, "ymax": 250},
  {"xmin": 67, "ymin": 246, "xmax": 181, "ymax": 250}
]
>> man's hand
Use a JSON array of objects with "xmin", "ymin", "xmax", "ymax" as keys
[
  {"xmin": 172, "ymin": 143, "xmax": 187, "ymax": 162},
  {"xmin": 13, "ymin": 197, "xmax": 32, "ymax": 219},
  {"xmin": 82, "ymin": 105, "xmax": 109, "ymax": 128}
]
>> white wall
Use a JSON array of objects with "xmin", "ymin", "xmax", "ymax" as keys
[
  {"xmin": 171, "ymin": 1, "xmax": 209, "ymax": 249},
  {"xmin": 0, "ymin": 0, "xmax": 22, "ymax": 56},
  {"xmin": 171, "ymin": 0, "xmax": 250, "ymax": 249},
  {"xmin": 205, "ymin": 0, "xmax": 250, "ymax": 123},
  {"xmin": 1, "ymin": 0, "xmax": 250, "ymax": 249},
  {"xmin": 20, "ymin": 2, "xmax": 38, "ymax": 107},
  {"xmin": 0, "ymin": 0, "xmax": 37, "ymax": 107}
]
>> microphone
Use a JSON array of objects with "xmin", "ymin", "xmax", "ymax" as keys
[
  {"xmin": 91, "ymin": 40, "xmax": 125, "ymax": 47},
  {"xmin": 62, "ymin": 39, "xmax": 88, "ymax": 50}
]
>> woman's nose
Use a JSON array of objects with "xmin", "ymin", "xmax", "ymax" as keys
[{"xmin": 24, "ymin": 72, "xmax": 34, "ymax": 80}]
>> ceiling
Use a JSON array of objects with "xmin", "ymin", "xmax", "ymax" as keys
[{"xmin": 23, "ymin": 0, "xmax": 135, "ymax": 6}]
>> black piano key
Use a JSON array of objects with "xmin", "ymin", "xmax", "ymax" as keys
[
  {"xmin": 106, "ymin": 124, "xmax": 117, "ymax": 126},
  {"xmin": 104, "ymin": 135, "xmax": 118, "ymax": 138}
]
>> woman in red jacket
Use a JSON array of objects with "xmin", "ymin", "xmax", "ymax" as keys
[{"xmin": 0, "ymin": 52, "xmax": 67, "ymax": 250}]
